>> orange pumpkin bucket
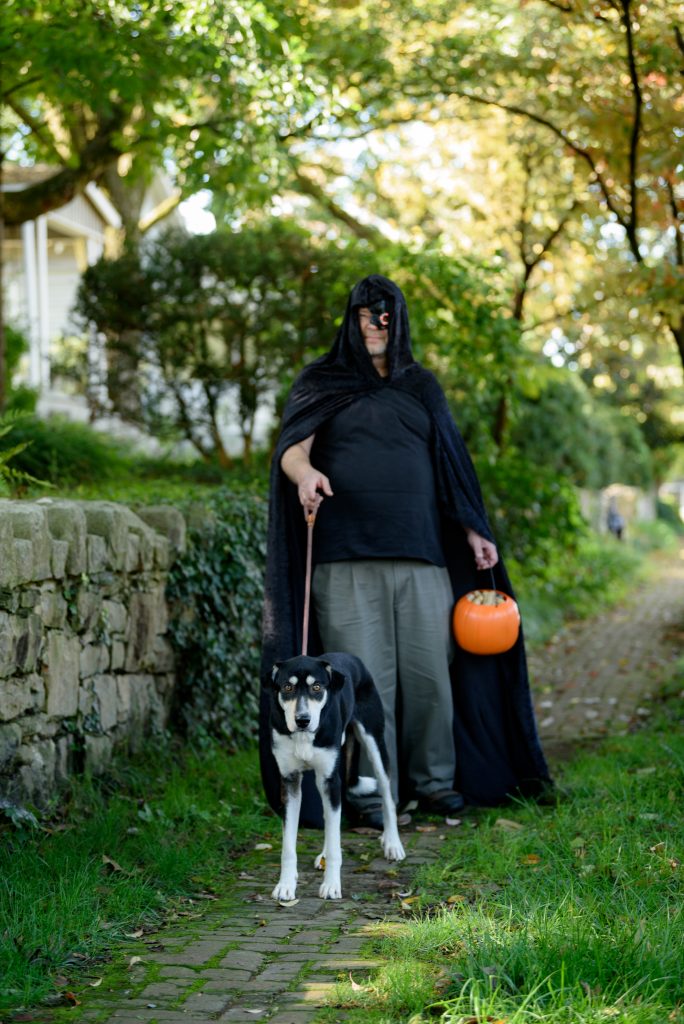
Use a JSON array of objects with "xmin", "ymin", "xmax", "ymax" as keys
[{"xmin": 452, "ymin": 587, "xmax": 521, "ymax": 655}]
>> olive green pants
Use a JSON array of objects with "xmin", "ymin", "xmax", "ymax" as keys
[{"xmin": 312, "ymin": 559, "xmax": 456, "ymax": 806}]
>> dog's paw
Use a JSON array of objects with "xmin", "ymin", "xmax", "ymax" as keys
[
  {"xmin": 382, "ymin": 835, "xmax": 406, "ymax": 862},
  {"xmin": 314, "ymin": 851, "xmax": 326, "ymax": 870},
  {"xmin": 272, "ymin": 879, "xmax": 298, "ymax": 901},
  {"xmin": 319, "ymin": 877, "xmax": 342, "ymax": 899}
]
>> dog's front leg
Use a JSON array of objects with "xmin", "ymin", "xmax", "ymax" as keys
[
  {"xmin": 272, "ymin": 772, "xmax": 302, "ymax": 901},
  {"xmin": 317, "ymin": 768, "xmax": 342, "ymax": 899}
]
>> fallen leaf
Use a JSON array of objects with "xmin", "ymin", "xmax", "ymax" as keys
[
  {"xmin": 88, "ymin": 978, "xmax": 103, "ymax": 988},
  {"xmin": 495, "ymin": 818, "xmax": 524, "ymax": 831},
  {"xmin": 416, "ymin": 825, "xmax": 436, "ymax": 832},
  {"xmin": 349, "ymin": 972, "xmax": 364, "ymax": 991},
  {"xmin": 64, "ymin": 992, "xmax": 80, "ymax": 1006},
  {"xmin": 278, "ymin": 899, "xmax": 299, "ymax": 907},
  {"xmin": 445, "ymin": 817, "xmax": 462, "ymax": 827},
  {"xmin": 254, "ymin": 843, "xmax": 272, "ymax": 851},
  {"xmin": 446, "ymin": 894, "xmax": 467, "ymax": 903},
  {"xmin": 128, "ymin": 955, "xmax": 143, "ymax": 968},
  {"xmin": 125, "ymin": 929, "xmax": 144, "ymax": 939},
  {"xmin": 521, "ymin": 854, "xmax": 542, "ymax": 865},
  {"xmin": 101, "ymin": 854, "xmax": 124, "ymax": 872}
]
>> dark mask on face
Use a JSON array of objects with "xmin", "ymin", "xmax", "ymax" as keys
[{"xmin": 368, "ymin": 299, "xmax": 391, "ymax": 330}]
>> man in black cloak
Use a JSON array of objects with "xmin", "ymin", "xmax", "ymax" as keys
[{"xmin": 260, "ymin": 274, "xmax": 551, "ymax": 828}]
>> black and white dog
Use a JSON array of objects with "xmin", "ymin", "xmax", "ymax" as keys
[{"xmin": 268, "ymin": 652, "xmax": 405, "ymax": 900}]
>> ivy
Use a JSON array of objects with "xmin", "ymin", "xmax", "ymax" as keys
[{"xmin": 166, "ymin": 487, "xmax": 268, "ymax": 748}]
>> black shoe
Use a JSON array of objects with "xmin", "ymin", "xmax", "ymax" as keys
[
  {"xmin": 347, "ymin": 808, "xmax": 384, "ymax": 832},
  {"xmin": 417, "ymin": 790, "xmax": 465, "ymax": 816}
]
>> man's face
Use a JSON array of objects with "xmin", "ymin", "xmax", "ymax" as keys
[{"xmin": 358, "ymin": 306, "xmax": 388, "ymax": 357}]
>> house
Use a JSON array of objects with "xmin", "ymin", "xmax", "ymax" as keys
[{"xmin": 2, "ymin": 164, "xmax": 181, "ymax": 422}]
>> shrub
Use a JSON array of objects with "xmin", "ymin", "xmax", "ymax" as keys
[
  {"xmin": 166, "ymin": 487, "xmax": 267, "ymax": 746},
  {"xmin": 6, "ymin": 416, "xmax": 131, "ymax": 486}
]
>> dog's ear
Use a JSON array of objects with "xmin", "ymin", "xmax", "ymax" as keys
[
  {"xmin": 270, "ymin": 662, "xmax": 282, "ymax": 685},
  {"xmin": 323, "ymin": 662, "xmax": 346, "ymax": 690}
]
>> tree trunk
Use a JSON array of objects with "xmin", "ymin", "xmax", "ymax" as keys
[{"xmin": 667, "ymin": 317, "xmax": 684, "ymax": 375}]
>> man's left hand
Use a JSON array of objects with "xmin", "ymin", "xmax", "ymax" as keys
[{"xmin": 466, "ymin": 529, "xmax": 499, "ymax": 570}]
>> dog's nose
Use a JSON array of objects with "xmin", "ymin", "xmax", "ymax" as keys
[{"xmin": 295, "ymin": 713, "xmax": 311, "ymax": 729}]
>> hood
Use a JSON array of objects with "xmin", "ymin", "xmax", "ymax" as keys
[{"xmin": 318, "ymin": 274, "xmax": 417, "ymax": 381}]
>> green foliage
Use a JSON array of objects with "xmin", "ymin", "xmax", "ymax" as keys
[
  {"xmin": 166, "ymin": 487, "xmax": 268, "ymax": 746},
  {"xmin": 0, "ymin": 413, "xmax": 50, "ymax": 495},
  {"xmin": 0, "ymin": 742, "xmax": 274, "ymax": 1013},
  {"xmin": 5, "ymin": 416, "xmax": 131, "ymax": 487},
  {"xmin": 2, "ymin": 0, "xmax": 321, "ymax": 227},
  {"xmin": 401, "ymin": 246, "xmax": 522, "ymax": 451},
  {"xmin": 509, "ymin": 369, "xmax": 654, "ymax": 489},
  {"xmin": 511, "ymin": 536, "xmax": 641, "ymax": 647},
  {"xmin": 478, "ymin": 448, "xmax": 588, "ymax": 568},
  {"xmin": 3, "ymin": 326, "xmax": 38, "ymax": 413}
]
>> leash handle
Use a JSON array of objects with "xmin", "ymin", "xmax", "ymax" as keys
[{"xmin": 301, "ymin": 510, "xmax": 316, "ymax": 656}]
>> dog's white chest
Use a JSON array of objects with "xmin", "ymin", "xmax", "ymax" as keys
[{"xmin": 272, "ymin": 730, "xmax": 335, "ymax": 775}]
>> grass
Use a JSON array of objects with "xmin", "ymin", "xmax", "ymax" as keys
[
  {"xmin": 323, "ymin": 670, "xmax": 684, "ymax": 1024},
  {"xmin": 0, "ymin": 742, "xmax": 277, "ymax": 1013}
]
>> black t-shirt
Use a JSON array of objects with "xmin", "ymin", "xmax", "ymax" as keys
[{"xmin": 310, "ymin": 386, "xmax": 446, "ymax": 566}]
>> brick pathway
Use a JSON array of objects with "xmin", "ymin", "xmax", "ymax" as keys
[
  {"xmin": 75, "ymin": 825, "xmax": 443, "ymax": 1024},
  {"xmin": 67, "ymin": 546, "xmax": 684, "ymax": 1024}
]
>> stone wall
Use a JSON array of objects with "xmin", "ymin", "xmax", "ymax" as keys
[{"xmin": 0, "ymin": 499, "xmax": 186, "ymax": 807}]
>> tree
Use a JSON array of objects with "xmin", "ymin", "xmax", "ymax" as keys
[
  {"xmin": 74, "ymin": 220, "xmax": 380, "ymax": 462},
  {"xmin": 391, "ymin": 0, "xmax": 684, "ymax": 369},
  {"xmin": 0, "ymin": 0, "xmax": 318, "ymax": 227}
]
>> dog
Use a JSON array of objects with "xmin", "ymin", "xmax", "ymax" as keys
[{"xmin": 268, "ymin": 652, "xmax": 405, "ymax": 900}]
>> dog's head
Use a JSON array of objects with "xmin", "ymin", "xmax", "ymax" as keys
[{"xmin": 270, "ymin": 656, "xmax": 345, "ymax": 734}]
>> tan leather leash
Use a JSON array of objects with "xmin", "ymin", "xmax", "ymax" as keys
[{"xmin": 301, "ymin": 510, "xmax": 317, "ymax": 656}]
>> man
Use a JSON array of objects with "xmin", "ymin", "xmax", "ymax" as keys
[{"xmin": 260, "ymin": 274, "xmax": 550, "ymax": 828}]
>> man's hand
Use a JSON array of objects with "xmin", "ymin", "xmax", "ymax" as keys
[
  {"xmin": 281, "ymin": 436, "xmax": 333, "ymax": 517},
  {"xmin": 466, "ymin": 529, "xmax": 499, "ymax": 571},
  {"xmin": 297, "ymin": 467, "xmax": 333, "ymax": 515}
]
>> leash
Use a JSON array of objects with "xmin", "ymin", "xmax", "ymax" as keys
[{"xmin": 301, "ymin": 510, "xmax": 317, "ymax": 656}]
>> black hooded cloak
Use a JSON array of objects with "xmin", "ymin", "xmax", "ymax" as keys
[{"xmin": 260, "ymin": 274, "xmax": 551, "ymax": 827}]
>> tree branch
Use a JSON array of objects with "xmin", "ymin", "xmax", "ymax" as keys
[
  {"xmin": 291, "ymin": 165, "xmax": 387, "ymax": 244},
  {"xmin": 435, "ymin": 85, "xmax": 631, "ymax": 232},
  {"xmin": 2, "ymin": 115, "xmax": 125, "ymax": 226},
  {"xmin": 664, "ymin": 176, "xmax": 684, "ymax": 266},
  {"xmin": 619, "ymin": 0, "xmax": 643, "ymax": 257}
]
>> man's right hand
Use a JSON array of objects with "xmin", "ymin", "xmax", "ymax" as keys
[
  {"xmin": 280, "ymin": 434, "xmax": 333, "ymax": 516},
  {"xmin": 298, "ymin": 468, "xmax": 333, "ymax": 515}
]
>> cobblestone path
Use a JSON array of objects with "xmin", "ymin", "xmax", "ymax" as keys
[
  {"xmin": 69, "ymin": 547, "xmax": 684, "ymax": 1024},
  {"xmin": 75, "ymin": 825, "xmax": 441, "ymax": 1024}
]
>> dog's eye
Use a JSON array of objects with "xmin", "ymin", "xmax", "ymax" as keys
[
  {"xmin": 311, "ymin": 683, "xmax": 321, "ymax": 693},
  {"xmin": 283, "ymin": 684, "xmax": 294, "ymax": 693}
]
